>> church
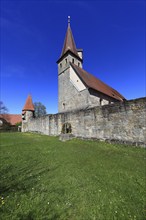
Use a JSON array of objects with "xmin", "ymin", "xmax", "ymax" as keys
[
  {"xmin": 23, "ymin": 17, "xmax": 125, "ymax": 116},
  {"xmin": 21, "ymin": 17, "xmax": 145, "ymax": 147},
  {"xmin": 57, "ymin": 17, "xmax": 125, "ymax": 113}
]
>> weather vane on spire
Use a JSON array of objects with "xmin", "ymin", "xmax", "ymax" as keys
[{"xmin": 68, "ymin": 16, "xmax": 70, "ymax": 27}]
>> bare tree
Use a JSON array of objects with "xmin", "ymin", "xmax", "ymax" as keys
[
  {"xmin": 34, "ymin": 102, "xmax": 47, "ymax": 117},
  {"xmin": 0, "ymin": 101, "xmax": 8, "ymax": 114}
]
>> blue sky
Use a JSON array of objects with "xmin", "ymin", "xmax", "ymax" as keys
[{"xmin": 0, "ymin": 0, "xmax": 145, "ymax": 114}]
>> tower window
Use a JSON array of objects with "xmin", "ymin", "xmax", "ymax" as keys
[
  {"xmin": 78, "ymin": 62, "xmax": 80, "ymax": 67},
  {"xmin": 72, "ymin": 58, "xmax": 74, "ymax": 63},
  {"xmin": 100, "ymin": 98, "xmax": 102, "ymax": 106},
  {"xmin": 63, "ymin": 103, "xmax": 65, "ymax": 109},
  {"xmin": 22, "ymin": 113, "xmax": 26, "ymax": 120},
  {"xmin": 60, "ymin": 63, "xmax": 62, "ymax": 68},
  {"xmin": 65, "ymin": 59, "xmax": 67, "ymax": 64}
]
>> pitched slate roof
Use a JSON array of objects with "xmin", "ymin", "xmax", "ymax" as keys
[
  {"xmin": 23, "ymin": 95, "xmax": 34, "ymax": 111},
  {"xmin": 0, "ymin": 114, "xmax": 22, "ymax": 125},
  {"xmin": 70, "ymin": 63, "xmax": 125, "ymax": 101},
  {"xmin": 58, "ymin": 24, "xmax": 81, "ymax": 61}
]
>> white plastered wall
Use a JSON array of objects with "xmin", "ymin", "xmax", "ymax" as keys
[{"xmin": 70, "ymin": 66, "xmax": 86, "ymax": 92}]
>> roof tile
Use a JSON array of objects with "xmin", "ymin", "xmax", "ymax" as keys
[
  {"xmin": 0, "ymin": 114, "xmax": 22, "ymax": 125},
  {"xmin": 23, "ymin": 95, "xmax": 34, "ymax": 111},
  {"xmin": 60, "ymin": 25, "xmax": 81, "ymax": 60},
  {"xmin": 70, "ymin": 63, "xmax": 125, "ymax": 101}
]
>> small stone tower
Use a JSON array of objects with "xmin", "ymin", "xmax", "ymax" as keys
[
  {"xmin": 57, "ymin": 16, "xmax": 83, "ymax": 112},
  {"xmin": 22, "ymin": 95, "xmax": 35, "ymax": 132}
]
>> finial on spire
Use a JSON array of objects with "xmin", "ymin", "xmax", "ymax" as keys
[{"xmin": 68, "ymin": 16, "xmax": 70, "ymax": 27}]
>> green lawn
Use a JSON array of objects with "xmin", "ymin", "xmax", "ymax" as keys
[{"xmin": 0, "ymin": 132, "xmax": 145, "ymax": 220}]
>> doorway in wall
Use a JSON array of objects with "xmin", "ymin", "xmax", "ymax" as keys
[{"xmin": 61, "ymin": 122, "xmax": 72, "ymax": 134}]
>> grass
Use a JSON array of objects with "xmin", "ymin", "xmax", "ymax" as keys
[{"xmin": 0, "ymin": 132, "xmax": 145, "ymax": 220}]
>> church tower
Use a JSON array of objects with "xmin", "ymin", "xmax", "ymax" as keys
[{"xmin": 57, "ymin": 16, "xmax": 84, "ymax": 112}]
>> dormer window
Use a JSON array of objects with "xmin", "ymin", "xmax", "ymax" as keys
[{"xmin": 72, "ymin": 58, "xmax": 74, "ymax": 63}]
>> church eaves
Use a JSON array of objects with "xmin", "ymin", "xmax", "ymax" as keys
[
  {"xmin": 23, "ymin": 95, "xmax": 35, "ymax": 111},
  {"xmin": 70, "ymin": 63, "xmax": 126, "ymax": 101},
  {"xmin": 57, "ymin": 16, "xmax": 81, "ymax": 62}
]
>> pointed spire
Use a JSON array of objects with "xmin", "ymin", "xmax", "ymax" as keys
[
  {"xmin": 60, "ymin": 16, "xmax": 80, "ymax": 59},
  {"xmin": 22, "ymin": 95, "xmax": 34, "ymax": 111}
]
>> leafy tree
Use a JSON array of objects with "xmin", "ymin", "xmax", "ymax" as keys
[
  {"xmin": 0, "ymin": 101, "xmax": 8, "ymax": 114},
  {"xmin": 15, "ymin": 122, "xmax": 22, "ymax": 126},
  {"xmin": 34, "ymin": 102, "xmax": 47, "ymax": 117}
]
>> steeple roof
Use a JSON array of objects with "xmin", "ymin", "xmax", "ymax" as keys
[
  {"xmin": 22, "ymin": 95, "xmax": 34, "ymax": 111},
  {"xmin": 58, "ymin": 16, "xmax": 81, "ymax": 61}
]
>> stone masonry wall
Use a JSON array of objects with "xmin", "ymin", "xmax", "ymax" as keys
[
  {"xmin": 58, "ymin": 66, "xmax": 90, "ymax": 112},
  {"xmin": 22, "ymin": 97, "xmax": 146, "ymax": 146},
  {"xmin": 58, "ymin": 64, "xmax": 119, "ymax": 113}
]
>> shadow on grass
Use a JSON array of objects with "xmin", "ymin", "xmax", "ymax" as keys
[
  {"xmin": 0, "ymin": 165, "xmax": 59, "ymax": 195},
  {"xmin": 18, "ymin": 210, "xmax": 62, "ymax": 220},
  {"xmin": 17, "ymin": 211, "xmax": 35, "ymax": 220}
]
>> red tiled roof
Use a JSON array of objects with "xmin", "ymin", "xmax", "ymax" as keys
[
  {"xmin": 23, "ymin": 95, "xmax": 34, "ymax": 111},
  {"xmin": 60, "ymin": 25, "xmax": 81, "ymax": 60},
  {"xmin": 0, "ymin": 114, "xmax": 22, "ymax": 125},
  {"xmin": 70, "ymin": 63, "xmax": 125, "ymax": 101}
]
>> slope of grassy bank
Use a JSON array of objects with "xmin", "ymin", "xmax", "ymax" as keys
[{"xmin": 0, "ymin": 132, "xmax": 145, "ymax": 220}]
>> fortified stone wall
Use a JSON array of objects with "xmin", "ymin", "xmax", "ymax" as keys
[{"xmin": 22, "ymin": 97, "xmax": 146, "ymax": 147}]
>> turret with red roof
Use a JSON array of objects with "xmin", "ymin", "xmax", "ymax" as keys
[{"xmin": 22, "ymin": 95, "xmax": 35, "ymax": 126}]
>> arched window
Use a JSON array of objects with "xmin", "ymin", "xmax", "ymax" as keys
[
  {"xmin": 60, "ymin": 63, "xmax": 62, "ymax": 68},
  {"xmin": 72, "ymin": 58, "xmax": 74, "ymax": 64},
  {"xmin": 62, "ymin": 123, "xmax": 72, "ymax": 134}
]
